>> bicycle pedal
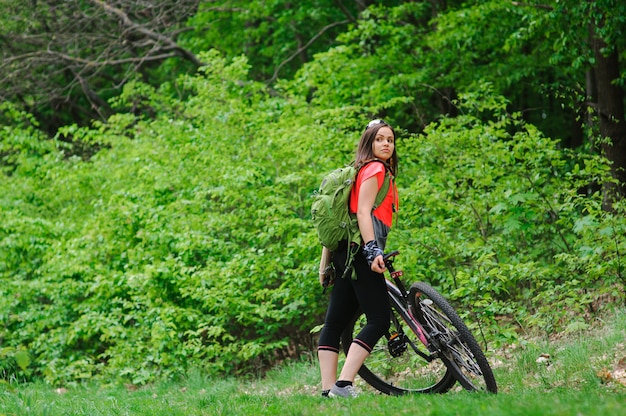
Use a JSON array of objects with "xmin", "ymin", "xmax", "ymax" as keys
[{"xmin": 388, "ymin": 333, "xmax": 408, "ymax": 357}]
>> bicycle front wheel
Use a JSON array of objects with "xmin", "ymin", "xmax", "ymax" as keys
[
  {"xmin": 409, "ymin": 282, "xmax": 498, "ymax": 393},
  {"xmin": 341, "ymin": 304, "xmax": 456, "ymax": 395}
]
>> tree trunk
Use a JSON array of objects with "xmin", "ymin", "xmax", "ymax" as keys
[{"xmin": 592, "ymin": 28, "xmax": 626, "ymax": 211}]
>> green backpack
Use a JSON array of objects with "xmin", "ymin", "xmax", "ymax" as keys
[{"xmin": 311, "ymin": 160, "xmax": 391, "ymax": 278}]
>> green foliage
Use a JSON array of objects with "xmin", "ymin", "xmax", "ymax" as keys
[
  {"xmin": 0, "ymin": 50, "xmax": 365, "ymax": 385},
  {"xmin": 181, "ymin": 0, "xmax": 378, "ymax": 82},
  {"xmin": 1, "ymin": 1, "xmax": 626, "ymax": 387},
  {"xmin": 2, "ymin": 47, "xmax": 625, "ymax": 385},
  {"xmin": 290, "ymin": 2, "xmax": 436, "ymax": 131},
  {"xmin": 289, "ymin": 0, "xmax": 625, "ymax": 146},
  {"xmin": 394, "ymin": 89, "xmax": 622, "ymax": 337}
]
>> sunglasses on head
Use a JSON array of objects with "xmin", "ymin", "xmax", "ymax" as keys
[{"xmin": 366, "ymin": 119, "xmax": 386, "ymax": 130}]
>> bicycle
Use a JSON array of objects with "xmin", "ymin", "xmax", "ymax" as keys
[{"xmin": 340, "ymin": 250, "xmax": 498, "ymax": 395}]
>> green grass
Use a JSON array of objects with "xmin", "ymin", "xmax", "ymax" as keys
[{"xmin": 1, "ymin": 309, "xmax": 625, "ymax": 416}]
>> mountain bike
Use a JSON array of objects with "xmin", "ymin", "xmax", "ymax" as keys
[{"xmin": 341, "ymin": 250, "xmax": 498, "ymax": 395}]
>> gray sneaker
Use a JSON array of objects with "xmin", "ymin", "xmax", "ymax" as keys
[{"xmin": 328, "ymin": 384, "xmax": 358, "ymax": 398}]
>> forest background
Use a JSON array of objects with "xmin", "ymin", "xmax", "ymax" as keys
[{"xmin": 0, "ymin": 0, "xmax": 625, "ymax": 386}]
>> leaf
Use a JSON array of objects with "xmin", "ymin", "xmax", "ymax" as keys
[
  {"xmin": 573, "ymin": 216, "xmax": 596, "ymax": 233},
  {"xmin": 310, "ymin": 324, "xmax": 324, "ymax": 334},
  {"xmin": 14, "ymin": 350, "xmax": 31, "ymax": 371}
]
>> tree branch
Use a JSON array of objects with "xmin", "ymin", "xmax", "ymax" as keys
[
  {"xmin": 6, "ymin": 50, "xmax": 181, "ymax": 68},
  {"xmin": 89, "ymin": 0, "xmax": 204, "ymax": 67},
  {"xmin": 332, "ymin": 0, "xmax": 356, "ymax": 22}
]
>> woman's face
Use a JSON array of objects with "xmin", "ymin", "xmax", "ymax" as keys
[{"xmin": 372, "ymin": 126, "xmax": 395, "ymax": 161}]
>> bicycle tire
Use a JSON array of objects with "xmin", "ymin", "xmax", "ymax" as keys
[
  {"xmin": 408, "ymin": 282, "xmax": 498, "ymax": 393},
  {"xmin": 341, "ymin": 300, "xmax": 456, "ymax": 395}
]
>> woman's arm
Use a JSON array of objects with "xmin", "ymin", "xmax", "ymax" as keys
[
  {"xmin": 319, "ymin": 246, "xmax": 331, "ymax": 286},
  {"xmin": 356, "ymin": 176, "xmax": 386, "ymax": 273}
]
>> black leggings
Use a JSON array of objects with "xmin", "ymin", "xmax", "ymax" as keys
[{"xmin": 318, "ymin": 243, "xmax": 390, "ymax": 354}]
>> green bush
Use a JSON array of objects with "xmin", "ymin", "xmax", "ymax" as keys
[
  {"xmin": 0, "ymin": 53, "xmax": 623, "ymax": 385},
  {"xmin": 394, "ymin": 90, "xmax": 622, "ymax": 337}
]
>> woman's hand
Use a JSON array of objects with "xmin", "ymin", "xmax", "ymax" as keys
[
  {"xmin": 319, "ymin": 271, "xmax": 326, "ymax": 286},
  {"xmin": 370, "ymin": 255, "xmax": 386, "ymax": 273},
  {"xmin": 363, "ymin": 240, "xmax": 385, "ymax": 273}
]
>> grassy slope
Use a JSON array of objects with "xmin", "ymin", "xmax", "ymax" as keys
[{"xmin": 1, "ymin": 309, "xmax": 625, "ymax": 415}]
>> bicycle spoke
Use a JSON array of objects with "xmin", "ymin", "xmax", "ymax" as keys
[
  {"xmin": 420, "ymin": 305, "xmax": 483, "ymax": 377},
  {"xmin": 410, "ymin": 282, "xmax": 498, "ymax": 393},
  {"xmin": 343, "ymin": 306, "xmax": 455, "ymax": 395}
]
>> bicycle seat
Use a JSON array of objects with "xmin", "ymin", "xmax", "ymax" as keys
[{"xmin": 383, "ymin": 250, "xmax": 400, "ymax": 261}]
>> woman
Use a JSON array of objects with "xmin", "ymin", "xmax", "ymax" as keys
[{"xmin": 317, "ymin": 119, "xmax": 398, "ymax": 398}]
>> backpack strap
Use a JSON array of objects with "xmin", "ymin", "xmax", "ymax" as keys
[
  {"xmin": 362, "ymin": 159, "xmax": 392, "ymax": 210},
  {"xmin": 373, "ymin": 172, "xmax": 391, "ymax": 210}
]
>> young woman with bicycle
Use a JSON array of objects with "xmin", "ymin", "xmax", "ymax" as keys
[{"xmin": 317, "ymin": 119, "xmax": 398, "ymax": 398}]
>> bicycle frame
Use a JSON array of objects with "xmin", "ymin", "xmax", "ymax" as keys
[
  {"xmin": 349, "ymin": 250, "xmax": 498, "ymax": 394},
  {"xmin": 386, "ymin": 280, "xmax": 429, "ymax": 345},
  {"xmin": 383, "ymin": 252, "xmax": 429, "ymax": 348}
]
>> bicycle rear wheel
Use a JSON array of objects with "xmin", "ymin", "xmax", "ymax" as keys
[
  {"xmin": 409, "ymin": 282, "xmax": 498, "ymax": 393},
  {"xmin": 341, "ymin": 302, "xmax": 456, "ymax": 395}
]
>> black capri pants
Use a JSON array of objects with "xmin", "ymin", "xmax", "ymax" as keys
[{"xmin": 318, "ymin": 242, "xmax": 390, "ymax": 354}]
